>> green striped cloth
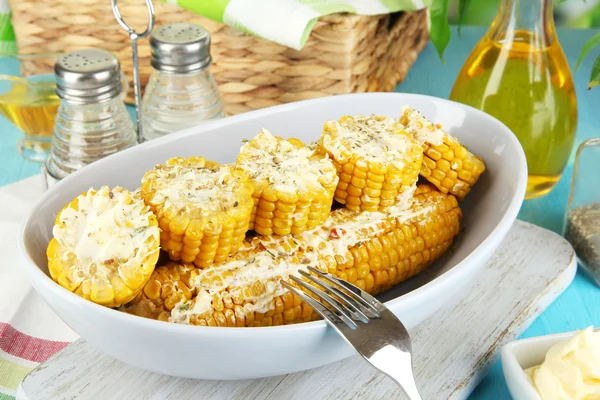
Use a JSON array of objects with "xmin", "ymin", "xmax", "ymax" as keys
[
  {"xmin": 0, "ymin": 0, "xmax": 429, "ymax": 53},
  {"xmin": 0, "ymin": 0, "xmax": 15, "ymax": 53},
  {"xmin": 164, "ymin": 0, "xmax": 430, "ymax": 50}
]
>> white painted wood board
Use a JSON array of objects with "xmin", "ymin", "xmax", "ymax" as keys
[{"xmin": 17, "ymin": 221, "xmax": 577, "ymax": 400}]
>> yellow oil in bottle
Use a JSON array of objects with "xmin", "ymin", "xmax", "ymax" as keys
[
  {"xmin": 450, "ymin": 30, "xmax": 577, "ymax": 199},
  {"xmin": 0, "ymin": 79, "xmax": 59, "ymax": 137}
]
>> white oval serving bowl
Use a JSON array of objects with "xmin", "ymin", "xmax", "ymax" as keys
[
  {"xmin": 501, "ymin": 329, "xmax": 597, "ymax": 400},
  {"xmin": 21, "ymin": 93, "xmax": 527, "ymax": 380}
]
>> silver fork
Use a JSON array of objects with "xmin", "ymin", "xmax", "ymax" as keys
[{"xmin": 281, "ymin": 266, "xmax": 422, "ymax": 400}]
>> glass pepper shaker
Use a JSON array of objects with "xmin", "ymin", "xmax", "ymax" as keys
[
  {"xmin": 564, "ymin": 138, "xmax": 600, "ymax": 286},
  {"xmin": 141, "ymin": 22, "xmax": 224, "ymax": 142},
  {"xmin": 45, "ymin": 49, "xmax": 136, "ymax": 182}
]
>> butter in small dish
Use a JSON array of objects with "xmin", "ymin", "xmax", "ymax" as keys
[{"xmin": 502, "ymin": 327, "xmax": 600, "ymax": 400}]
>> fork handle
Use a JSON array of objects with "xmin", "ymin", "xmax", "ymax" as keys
[{"xmin": 366, "ymin": 345, "xmax": 422, "ymax": 400}]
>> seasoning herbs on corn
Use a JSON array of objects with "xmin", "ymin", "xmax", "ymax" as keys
[
  {"xmin": 141, "ymin": 156, "xmax": 254, "ymax": 268},
  {"xmin": 47, "ymin": 186, "xmax": 160, "ymax": 307},
  {"xmin": 236, "ymin": 129, "xmax": 338, "ymax": 236},
  {"xmin": 317, "ymin": 114, "xmax": 423, "ymax": 212}
]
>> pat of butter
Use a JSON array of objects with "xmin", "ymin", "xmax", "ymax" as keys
[{"xmin": 526, "ymin": 327, "xmax": 600, "ymax": 400}]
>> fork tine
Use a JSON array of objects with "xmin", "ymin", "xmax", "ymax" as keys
[
  {"xmin": 289, "ymin": 276, "xmax": 358, "ymax": 330},
  {"xmin": 307, "ymin": 266, "xmax": 382, "ymax": 317},
  {"xmin": 280, "ymin": 280, "xmax": 350, "ymax": 328},
  {"xmin": 298, "ymin": 270, "xmax": 371, "ymax": 322}
]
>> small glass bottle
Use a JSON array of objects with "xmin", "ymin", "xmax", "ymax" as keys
[
  {"xmin": 564, "ymin": 138, "xmax": 600, "ymax": 285},
  {"xmin": 450, "ymin": 0, "xmax": 577, "ymax": 199},
  {"xmin": 141, "ymin": 23, "xmax": 224, "ymax": 142},
  {"xmin": 45, "ymin": 49, "xmax": 136, "ymax": 182}
]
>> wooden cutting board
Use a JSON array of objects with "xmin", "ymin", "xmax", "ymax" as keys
[{"xmin": 16, "ymin": 221, "xmax": 577, "ymax": 400}]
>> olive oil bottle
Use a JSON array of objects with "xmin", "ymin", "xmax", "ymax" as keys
[{"xmin": 450, "ymin": 0, "xmax": 577, "ymax": 199}]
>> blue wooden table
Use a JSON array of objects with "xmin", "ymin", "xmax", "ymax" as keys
[{"xmin": 1, "ymin": 26, "xmax": 599, "ymax": 399}]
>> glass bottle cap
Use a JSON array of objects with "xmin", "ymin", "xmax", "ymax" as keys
[
  {"xmin": 55, "ymin": 49, "xmax": 122, "ymax": 104},
  {"xmin": 150, "ymin": 23, "xmax": 212, "ymax": 73}
]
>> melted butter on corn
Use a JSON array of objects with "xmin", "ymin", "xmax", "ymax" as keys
[
  {"xmin": 399, "ymin": 106, "xmax": 445, "ymax": 146},
  {"xmin": 169, "ymin": 185, "xmax": 434, "ymax": 323},
  {"xmin": 238, "ymin": 129, "xmax": 337, "ymax": 193},
  {"xmin": 322, "ymin": 115, "xmax": 417, "ymax": 170},
  {"xmin": 144, "ymin": 164, "xmax": 239, "ymax": 214},
  {"xmin": 52, "ymin": 187, "xmax": 159, "ymax": 282}
]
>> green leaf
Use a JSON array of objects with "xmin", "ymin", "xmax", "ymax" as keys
[
  {"xmin": 576, "ymin": 31, "xmax": 600, "ymax": 71},
  {"xmin": 457, "ymin": 0, "xmax": 471, "ymax": 36},
  {"xmin": 429, "ymin": 0, "xmax": 451, "ymax": 61},
  {"xmin": 588, "ymin": 55, "xmax": 600, "ymax": 90}
]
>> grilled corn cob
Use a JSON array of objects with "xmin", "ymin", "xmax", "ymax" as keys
[
  {"xmin": 141, "ymin": 156, "xmax": 254, "ymax": 268},
  {"xmin": 399, "ymin": 106, "xmax": 486, "ymax": 200},
  {"xmin": 126, "ymin": 237, "xmax": 320, "ymax": 326},
  {"xmin": 127, "ymin": 184, "xmax": 461, "ymax": 326},
  {"xmin": 307, "ymin": 184, "xmax": 461, "ymax": 295},
  {"xmin": 236, "ymin": 129, "xmax": 338, "ymax": 236},
  {"xmin": 47, "ymin": 187, "xmax": 160, "ymax": 308},
  {"xmin": 318, "ymin": 115, "xmax": 423, "ymax": 212}
]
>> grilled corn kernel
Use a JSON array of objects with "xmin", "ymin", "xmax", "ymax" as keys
[
  {"xmin": 318, "ymin": 114, "xmax": 423, "ymax": 212},
  {"xmin": 47, "ymin": 187, "xmax": 160, "ymax": 308},
  {"xmin": 141, "ymin": 157, "xmax": 254, "ymax": 268},
  {"xmin": 236, "ymin": 129, "xmax": 338, "ymax": 236},
  {"xmin": 399, "ymin": 106, "xmax": 486, "ymax": 200},
  {"xmin": 122, "ymin": 261, "xmax": 200, "ymax": 320}
]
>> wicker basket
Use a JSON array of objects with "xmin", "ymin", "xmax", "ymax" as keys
[{"xmin": 9, "ymin": 0, "xmax": 428, "ymax": 115}]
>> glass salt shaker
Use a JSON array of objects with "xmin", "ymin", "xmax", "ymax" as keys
[
  {"xmin": 44, "ymin": 49, "xmax": 136, "ymax": 183},
  {"xmin": 141, "ymin": 22, "xmax": 224, "ymax": 141},
  {"xmin": 564, "ymin": 138, "xmax": 600, "ymax": 285}
]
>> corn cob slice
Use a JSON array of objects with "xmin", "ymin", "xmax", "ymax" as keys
[
  {"xmin": 126, "ymin": 184, "xmax": 461, "ymax": 327},
  {"xmin": 399, "ymin": 106, "xmax": 486, "ymax": 200},
  {"xmin": 47, "ymin": 187, "xmax": 160, "ymax": 308},
  {"xmin": 318, "ymin": 114, "xmax": 423, "ymax": 212},
  {"xmin": 141, "ymin": 156, "xmax": 254, "ymax": 268},
  {"xmin": 236, "ymin": 129, "xmax": 338, "ymax": 236}
]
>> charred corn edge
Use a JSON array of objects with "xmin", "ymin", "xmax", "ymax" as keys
[
  {"xmin": 48, "ymin": 188, "xmax": 161, "ymax": 308},
  {"xmin": 419, "ymin": 139, "xmax": 486, "ymax": 200},
  {"xmin": 399, "ymin": 108, "xmax": 486, "ymax": 200},
  {"xmin": 237, "ymin": 132, "xmax": 338, "ymax": 236},
  {"xmin": 130, "ymin": 185, "xmax": 462, "ymax": 327},
  {"xmin": 141, "ymin": 157, "xmax": 254, "ymax": 268},
  {"xmin": 319, "ymin": 116, "xmax": 424, "ymax": 212},
  {"xmin": 122, "ymin": 262, "xmax": 201, "ymax": 320}
]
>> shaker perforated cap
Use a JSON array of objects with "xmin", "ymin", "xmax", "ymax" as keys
[
  {"xmin": 55, "ymin": 49, "xmax": 122, "ymax": 104},
  {"xmin": 150, "ymin": 23, "xmax": 212, "ymax": 73}
]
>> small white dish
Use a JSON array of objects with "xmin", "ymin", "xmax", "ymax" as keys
[{"xmin": 501, "ymin": 330, "xmax": 592, "ymax": 400}]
